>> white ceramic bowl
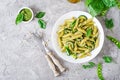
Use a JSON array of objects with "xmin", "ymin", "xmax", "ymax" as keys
[
  {"xmin": 18, "ymin": 7, "xmax": 34, "ymax": 23},
  {"xmin": 52, "ymin": 11, "xmax": 104, "ymax": 63}
]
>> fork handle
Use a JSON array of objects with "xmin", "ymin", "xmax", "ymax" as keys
[
  {"xmin": 45, "ymin": 54, "xmax": 60, "ymax": 77},
  {"xmin": 47, "ymin": 52, "xmax": 66, "ymax": 72}
]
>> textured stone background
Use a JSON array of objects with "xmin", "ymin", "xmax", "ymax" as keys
[{"xmin": 0, "ymin": 0, "xmax": 120, "ymax": 80}]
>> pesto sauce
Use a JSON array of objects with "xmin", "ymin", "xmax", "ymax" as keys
[{"xmin": 20, "ymin": 8, "xmax": 32, "ymax": 21}]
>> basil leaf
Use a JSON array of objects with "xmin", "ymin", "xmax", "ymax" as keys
[
  {"xmin": 86, "ymin": 28, "xmax": 92, "ymax": 37},
  {"xmin": 82, "ymin": 62, "xmax": 96, "ymax": 69},
  {"xmin": 85, "ymin": 0, "xmax": 93, "ymax": 7},
  {"xmin": 99, "ymin": 9, "xmax": 108, "ymax": 16},
  {"xmin": 105, "ymin": 18, "xmax": 114, "ymax": 29},
  {"xmin": 102, "ymin": 0, "xmax": 116, "ymax": 7},
  {"xmin": 85, "ymin": 0, "xmax": 115, "ymax": 17},
  {"xmin": 70, "ymin": 20, "xmax": 76, "ymax": 28},
  {"xmin": 38, "ymin": 19, "xmax": 46, "ymax": 29},
  {"xmin": 116, "ymin": 0, "xmax": 120, "ymax": 9},
  {"xmin": 65, "ymin": 46, "xmax": 72, "ymax": 56},
  {"xmin": 15, "ymin": 13, "xmax": 24, "ymax": 25},
  {"xmin": 88, "ymin": 62, "xmax": 96, "ymax": 67},
  {"xmin": 103, "ymin": 56, "xmax": 112, "ymax": 63},
  {"xmin": 36, "ymin": 12, "xmax": 45, "ymax": 18},
  {"xmin": 87, "ymin": 0, "xmax": 106, "ymax": 16}
]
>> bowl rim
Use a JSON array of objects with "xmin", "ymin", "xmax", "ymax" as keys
[
  {"xmin": 51, "ymin": 11, "xmax": 104, "ymax": 63},
  {"xmin": 18, "ymin": 7, "xmax": 34, "ymax": 23}
]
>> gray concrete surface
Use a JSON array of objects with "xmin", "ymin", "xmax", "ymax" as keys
[{"xmin": 0, "ymin": 0, "xmax": 120, "ymax": 80}]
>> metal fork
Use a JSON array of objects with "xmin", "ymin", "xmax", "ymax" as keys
[{"xmin": 32, "ymin": 31, "xmax": 66, "ymax": 76}]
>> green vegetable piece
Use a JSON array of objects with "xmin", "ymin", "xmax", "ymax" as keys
[
  {"xmin": 116, "ymin": 0, "xmax": 120, "ymax": 9},
  {"xmin": 99, "ymin": 9, "xmax": 108, "ymax": 16},
  {"xmin": 103, "ymin": 56, "xmax": 112, "ymax": 63},
  {"xmin": 87, "ymin": 0, "xmax": 106, "ymax": 16},
  {"xmin": 82, "ymin": 62, "xmax": 96, "ymax": 69},
  {"xmin": 70, "ymin": 20, "xmax": 76, "ymax": 29},
  {"xmin": 102, "ymin": 0, "xmax": 116, "ymax": 7},
  {"xmin": 65, "ymin": 46, "xmax": 77, "ymax": 59},
  {"xmin": 65, "ymin": 46, "xmax": 72, "ymax": 56},
  {"xmin": 82, "ymin": 65, "xmax": 87, "ymax": 69},
  {"xmin": 85, "ymin": 0, "xmax": 117, "ymax": 17},
  {"xmin": 15, "ymin": 13, "xmax": 24, "ymax": 25},
  {"xmin": 36, "ymin": 12, "xmax": 45, "ymax": 18},
  {"xmin": 85, "ymin": 0, "xmax": 93, "ymax": 7},
  {"xmin": 106, "ymin": 36, "xmax": 120, "ymax": 49},
  {"xmin": 86, "ymin": 28, "xmax": 92, "ymax": 37},
  {"xmin": 97, "ymin": 63, "xmax": 104, "ymax": 80},
  {"xmin": 88, "ymin": 5, "xmax": 98, "ymax": 17},
  {"xmin": 38, "ymin": 19, "xmax": 46, "ymax": 29},
  {"xmin": 105, "ymin": 18, "xmax": 114, "ymax": 29},
  {"xmin": 88, "ymin": 62, "xmax": 96, "ymax": 66}
]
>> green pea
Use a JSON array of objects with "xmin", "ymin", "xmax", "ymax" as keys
[
  {"xmin": 97, "ymin": 63, "xmax": 104, "ymax": 80},
  {"xmin": 106, "ymin": 36, "xmax": 120, "ymax": 49}
]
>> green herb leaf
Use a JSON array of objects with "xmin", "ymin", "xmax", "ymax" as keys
[
  {"xmin": 116, "ymin": 0, "xmax": 120, "ymax": 9},
  {"xmin": 86, "ymin": 28, "xmax": 92, "ymax": 37},
  {"xmin": 87, "ymin": 0, "xmax": 106, "ymax": 16},
  {"xmin": 36, "ymin": 12, "xmax": 45, "ymax": 18},
  {"xmin": 88, "ymin": 62, "xmax": 96, "ymax": 66},
  {"xmin": 38, "ymin": 19, "xmax": 46, "ymax": 29},
  {"xmin": 99, "ymin": 9, "xmax": 108, "ymax": 16},
  {"xmin": 82, "ymin": 62, "xmax": 96, "ymax": 69},
  {"xmin": 65, "ymin": 46, "xmax": 72, "ymax": 56},
  {"xmin": 85, "ymin": 0, "xmax": 93, "ymax": 7},
  {"xmin": 106, "ymin": 36, "xmax": 120, "ymax": 49},
  {"xmin": 103, "ymin": 56, "xmax": 112, "ymax": 63},
  {"xmin": 105, "ymin": 18, "xmax": 114, "ymax": 29},
  {"xmin": 102, "ymin": 0, "xmax": 116, "ymax": 7},
  {"xmin": 85, "ymin": 0, "xmax": 116, "ymax": 17},
  {"xmin": 97, "ymin": 63, "xmax": 104, "ymax": 80},
  {"xmin": 15, "ymin": 13, "xmax": 24, "ymax": 25},
  {"xmin": 70, "ymin": 20, "xmax": 76, "ymax": 28}
]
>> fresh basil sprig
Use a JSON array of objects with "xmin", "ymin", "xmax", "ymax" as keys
[
  {"xmin": 15, "ymin": 13, "xmax": 24, "ymax": 25},
  {"xmin": 85, "ymin": 0, "xmax": 118, "ymax": 17},
  {"xmin": 105, "ymin": 18, "xmax": 114, "ymax": 29},
  {"xmin": 35, "ymin": 12, "xmax": 45, "ymax": 18}
]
